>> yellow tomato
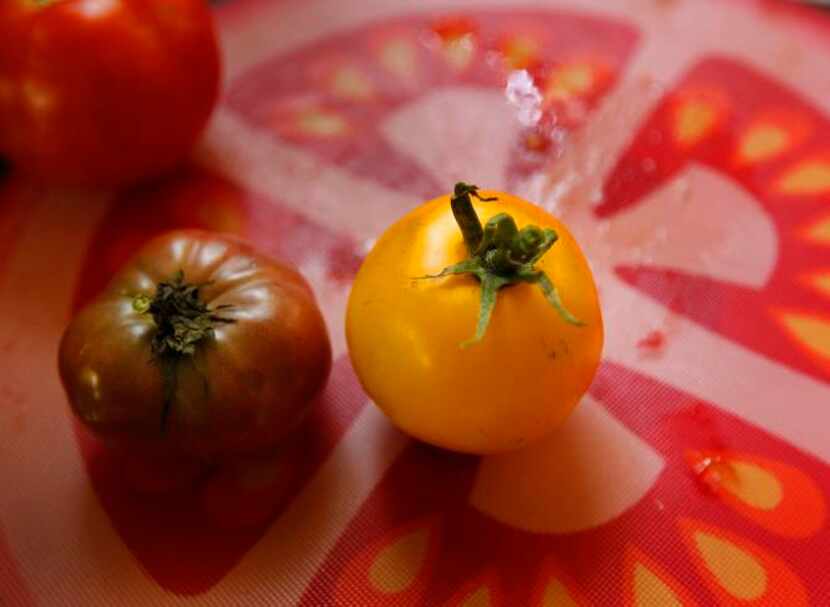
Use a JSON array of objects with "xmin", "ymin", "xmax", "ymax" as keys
[{"xmin": 346, "ymin": 186, "xmax": 603, "ymax": 454}]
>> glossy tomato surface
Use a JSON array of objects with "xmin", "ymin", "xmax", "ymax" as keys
[
  {"xmin": 59, "ymin": 230, "xmax": 332, "ymax": 458},
  {"xmin": 0, "ymin": 0, "xmax": 220, "ymax": 186},
  {"xmin": 346, "ymin": 191, "xmax": 604, "ymax": 454}
]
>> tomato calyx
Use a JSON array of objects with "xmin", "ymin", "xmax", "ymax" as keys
[
  {"xmin": 425, "ymin": 182, "xmax": 583, "ymax": 345},
  {"xmin": 133, "ymin": 271, "xmax": 235, "ymax": 429},
  {"xmin": 133, "ymin": 270, "xmax": 234, "ymax": 358}
]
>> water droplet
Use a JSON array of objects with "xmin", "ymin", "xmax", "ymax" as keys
[
  {"xmin": 360, "ymin": 237, "xmax": 377, "ymax": 255},
  {"xmin": 689, "ymin": 452, "xmax": 738, "ymax": 496},
  {"xmin": 638, "ymin": 329, "xmax": 666, "ymax": 352},
  {"xmin": 505, "ymin": 69, "xmax": 542, "ymax": 127}
]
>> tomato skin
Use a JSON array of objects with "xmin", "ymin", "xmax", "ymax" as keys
[
  {"xmin": 346, "ymin": 191, "xmax": 603, "ymax": 454},
  {"xmin": 59, "ymin": 230, "xmax": 332, "ymax": 458},
  {"xmin": 0, "ymin": 0, "xmax": 220, "ymax": 186}
]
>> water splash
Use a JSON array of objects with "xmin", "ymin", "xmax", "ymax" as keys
[{"xmin": 505, "ymin": 70, "xmax": 542, "ymax": 127}]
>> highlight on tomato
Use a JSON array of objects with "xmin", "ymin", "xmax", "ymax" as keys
[
  {"xmin": 0, "ymin": 0, "xmax": 221, "ymax": 186},
  {"xmin": 59, "ymin": 230, "xmax": 332, "ymax": 459},
  {"xmin": 346, "ymin": 183, "xmax": 604, "ymax": 454}
]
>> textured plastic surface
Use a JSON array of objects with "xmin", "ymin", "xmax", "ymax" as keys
[{"xmin": 2, "ymin": 0, "xmax": 830, "ymax": 604}]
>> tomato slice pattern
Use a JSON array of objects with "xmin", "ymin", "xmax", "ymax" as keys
[
  {"xmin": 226, "ymin": 10, "xmax": 638, "ymax": 201},
  {"xmin": 603, "ymin": 58, "xmax": 830, "ymax": 383},
  {"xmin": 623, "ymin": 546, "xmax": 698, "ymax": 607},
  {"xmin": 298, "ymin": 361, "xmax": 829, "ymax": 605},
  {"xmin": 530, "ymin": 559, "xmax": 589, "ymax": 607}
]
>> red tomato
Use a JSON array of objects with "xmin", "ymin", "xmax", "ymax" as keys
[
  {"xmin": 59, "ymin": 230, "xmax": 332, "ymax": 458},
  {"xmin": 0, "ymin": 0, "xmax": 220, "ymax": 186}
]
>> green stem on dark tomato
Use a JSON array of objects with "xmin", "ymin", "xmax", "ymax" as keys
[{"xmin": 132, "ymin": 271, "xmax": 235, "ymax": 430}]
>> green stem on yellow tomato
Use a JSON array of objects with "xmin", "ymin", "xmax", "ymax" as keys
[
  {"xmin": 450, "ymin": 182, "xmax": 497, "ymax": 254},
  {"xmin": 423, "ymin": 182, "xmax": 584, "ymax": 345}
]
